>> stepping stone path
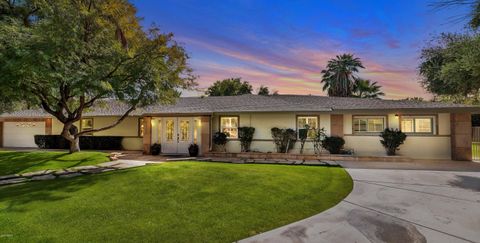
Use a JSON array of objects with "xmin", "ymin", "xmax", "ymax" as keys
[{"xmin": 0, "ymin": 160, "xmax": 156, "ymax": 186}]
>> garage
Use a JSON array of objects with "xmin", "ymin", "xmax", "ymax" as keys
[{"xmin": 2, "ymin": 121, "xmax": 45, "ymax": 147}]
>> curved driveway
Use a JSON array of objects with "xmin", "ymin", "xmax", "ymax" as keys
[{"xmin": 240, "ymin": 161, "xmax": 480, "ymax": 243}]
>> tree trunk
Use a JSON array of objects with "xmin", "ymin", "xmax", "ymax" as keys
[
  {"xmin": 61, "ymin": 123, "xmax": 80, "ymax": 153},
  {"xmin": 69, "ymin": 137, "xmax": 80, "ymax": 153}
]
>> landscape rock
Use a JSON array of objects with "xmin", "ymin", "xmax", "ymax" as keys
[
  {"xmin": 0, "ymin": 177, "xmax": 28, "ymax": 185},
  {"xmin": 30, "ymin": 174, "xmax": 56, "ymax": 181},
  {"xmin": 0, "ymin": 174, "xmax": 20, "ymax": 180},
  {"xmin": 58, "ymin": 173, "xmax": 82, "ymax": 178}
]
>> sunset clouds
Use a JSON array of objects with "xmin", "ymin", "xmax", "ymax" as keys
[{"xmin": 133, "ymin": 0, "xmax": 467, "ymax": 99}]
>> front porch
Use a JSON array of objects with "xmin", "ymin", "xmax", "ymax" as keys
[{"xmin": 142, "ymin": 116, "xmax": 211, "ymax": 156}]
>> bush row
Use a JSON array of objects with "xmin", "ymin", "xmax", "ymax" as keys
[{"xmin": 34, "ymin": 135, "xmax": 123, "ymax": 150}]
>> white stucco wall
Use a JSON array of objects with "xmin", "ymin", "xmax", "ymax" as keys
[
  {"xmin": 52, "ymin": 116, "xmax": 143, "ymax": 150},
  {"xmin": 212, "ymin": 112, "xmax": 452, "ymax": 160},
  {"xmin": 343, "ymin": 112, "xmax": 451, "ymax": 159},
  {"xmin": 212, "ymin": 112, "xmax": 332, "ymax": 153},
  {"xmin": 48, "ymin": 111, "xmax": 454, "ymax": 159}
]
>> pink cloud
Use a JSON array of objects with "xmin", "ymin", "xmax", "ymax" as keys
[{"xmin": 186, "ymin": 38, "xmax": 429, "ymax": 99}]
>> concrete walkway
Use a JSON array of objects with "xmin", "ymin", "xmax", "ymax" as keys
[
  {"xmin": 241, "ymin": 166, "xmax": 480, "ymax": 243},
  {"xmin": 0, "ymin": 160, "xmax": 161, "ymax": 186}
]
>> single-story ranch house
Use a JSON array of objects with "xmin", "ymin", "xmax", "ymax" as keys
[{"xmin": 0, "ymin": 94, "xmax": 478, "ymax": 161}]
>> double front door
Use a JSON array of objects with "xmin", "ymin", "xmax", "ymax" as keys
[{"xmin": 162, "ymin": 117, "xmax": 194, "ymax": 154}]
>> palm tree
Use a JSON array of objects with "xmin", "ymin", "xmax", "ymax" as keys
[
  {"xmin": 321, "ymin": 54, "xmax": 364, "ymax": 97},
  {"xmin": 353, "ymin": 78, "xmax": 385, "ymax": 98}
]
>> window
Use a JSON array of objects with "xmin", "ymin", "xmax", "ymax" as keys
[
  {"xmin": 138, "ymin": 118, "xmax": 144, "ymax": 137},
  {"xmin": 353, "ymin": 116, "xmax": 385, "ymax": 133},
  {"xmin": 297, "ymin": 116, "xmax": 318, "ymax": 139},
  {"xmin": 81, "ymin": 118, "xmax": 93, "ymax": 131},
  {"xmin": 179, "ymin": 120, "xmax": 190, "ymax": 141},
  {"xmin": 166, "ymin": 119, "xmax": 175, "ymax": 141},
  {"xmin": 220, "ymin": 116, "xmax": 238, "ymax": 138},
  {"xmin": 401, "ymin": 116, "xmax": 435, "ymax": 134}
]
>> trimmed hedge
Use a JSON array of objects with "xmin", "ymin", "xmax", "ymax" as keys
[{"xmin": 34, "ymin": 135, "xmax": 123, "ymax": 150}]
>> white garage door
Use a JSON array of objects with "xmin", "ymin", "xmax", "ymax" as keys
[{"xmin": 3, "ymin": 122, "xmax": 45, "ymax": 147}]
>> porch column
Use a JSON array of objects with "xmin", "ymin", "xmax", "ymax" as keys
[
  {"xmin": 143, "ymin": 117, "xmax": 152, "ymax": 154},
  {"xmin": 200, "ymin": 116, "xmax": 211, "ymax": 155},
  {"xmin": 451, "ymin": 113, "xmax": 472, "ymax": 161},
  {"xmin": 45, "ymin": 118, "xmax": 53, "ymax": 135},
  {"xmin": 330, "ymin": 114, "xmax": 344, "ymax": 137},
  {"xmin": 0, "ymin": 121, "xmax": 3, "ymax": 148}
]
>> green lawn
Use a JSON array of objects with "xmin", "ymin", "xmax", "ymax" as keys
[
  {"xmin": 0, "ymin": 151, "xmax": 110, "ymax": 175},
  {"xmin": 0, "ymin": 162, "xmax": 352, "ymax": 243}
]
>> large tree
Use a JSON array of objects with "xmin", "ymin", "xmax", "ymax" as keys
[
  {"xmin": 352, "ymin": 78, "xmax": 385, "ymax": 99},
  {"xmin": 257, "ymin": 85, "xmax": 278, "ymax": 96},
  {"xmin": 0, "ymin": 0, "xmax": 195, "ymax": 152},
  {"xmin": 432, "ymin": 0, "xmax": 480, "ymax": 30},
  {"xmin": 418, "ymin": 33, "xmax": 480, "ymax": 104},
  {"xmin": 205, "ymin": 78, "xmax": 252, "ymax": 96},
  {"xmin": 321, "ymin": 54, "xmax": 365, "ymax": 97}
]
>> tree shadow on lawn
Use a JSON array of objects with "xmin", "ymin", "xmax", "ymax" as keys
[
  {"xmin": 0, "ymin": 151, "xmax": 105, "ymax": 175},
  {"xmin": 0, "ymin": 168, "xmax": 134, "ymax": 213}
]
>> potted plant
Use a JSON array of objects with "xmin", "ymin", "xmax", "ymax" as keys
[
  {"xmin": 151, "ymin": 143, "xmax": 161, "ymax": 155},
  {"xmin": 188, "ymin": 143, "xmax": 199, "ymax": 157},
  {"xmin": 379, "ymin": 128, "xmax": 407, "ymax": 156},
  {"xmin": 321, "ymin": 136, "xmax": 345, "ymax": 154}
]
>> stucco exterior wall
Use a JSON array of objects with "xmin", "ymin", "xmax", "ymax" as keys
[
  {"xmin": 211, "ymin": 112, "xmax": 453, "ymax": 160},
  {"xmin": 343, "ymin": 112, "xmax": 451, "ymax": 159},
  {"xmin": 46, "ymin": 111, "xmax": 455, "ymax": 159},
  {"xmin": 212, "ymin": 112, "xmax": 331, "ymax": 153},
  {"xmin": 51, "ymin": 116, "xmax": 143, "ymax": 150}
]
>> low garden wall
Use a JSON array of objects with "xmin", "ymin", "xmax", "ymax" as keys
[{"xmin": 205, "ymin": 152, "xmax": 416, "ymax": 162}]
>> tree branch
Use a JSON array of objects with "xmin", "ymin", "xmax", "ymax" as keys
[{"xmin": 75, "ymin": 105, "xmax": 136, "ymax": 137}]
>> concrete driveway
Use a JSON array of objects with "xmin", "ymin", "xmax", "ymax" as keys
[{"xmin": 240, "ymin": 163, "xmax": 480, "ymax": 243}]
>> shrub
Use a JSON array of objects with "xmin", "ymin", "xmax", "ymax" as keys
[
  {"xmin": 298, "ymin": 126, "xmax": 309, "ymax": 154},
  {"xmin": 312, "ymin": 128, "xmax": 327, "ymax": 155},
  {"xmin": 271, "ymin": 128, "xmax": 297, "ymax": 153},
  {"xmin": 188, "ymin": 143, "xmax": 199, "ymax": 156},
  {"xmin": 151, "ymin": 143, "xmax": 161, "ymax": 155},
  {"xmin": 379, "ymin": 128, "xmax": 407, "ymax": 156},
  {"xmin": 321, "ymin": 136, "xmax": 345, "ymax": 154},
  {"xmin": 34, "ymin": 135, "xmax": 123, "ymax": 150},
  {"xmin": 238, "ymin": 127, "xmax": 255, "ymax": 152},
  {"xmin": 213, "ymin": 132, "xmax": 229, "ymax": 152}
]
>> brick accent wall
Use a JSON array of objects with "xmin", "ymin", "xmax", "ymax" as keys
[
  {"xmin": 330, "ymin": 114, "xmax": 344, "ymax": 137},
  {"xmin": 451, "ymin": 113, "xmax": 472, "ymax": 161},
  {"xmin": 45, "ymin": 118, "xmax": 52, "ymax": 135},
  {"xmin": 200, "ymin": 116, "xmax": 211, "ymax": 155},
  {"xmin": 142, "ymin": 117, "xmax": 152, "ymax": 154},
  {"xmin": 0, "ymin": 121, "xmax": 3, "ymax": 148}
]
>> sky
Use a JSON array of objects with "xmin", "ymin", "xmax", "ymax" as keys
[{"xmin": 131, "ymin": 0, "xmax": 470, "ymax": 99}]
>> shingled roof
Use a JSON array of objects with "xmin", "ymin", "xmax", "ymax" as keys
[{"xmin": 1, "ymin": 94, "xmax": 478, "ymax": 118}]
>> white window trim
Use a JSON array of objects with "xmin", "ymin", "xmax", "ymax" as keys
[
  {"xmin": 220, "ymin": 116, "xmax": 239, "ymax": 139},
  {"xmin": 400, "ymin": 115, "xmax": 436, "ymax": 135},
  {"xmin": 352, "ymin": 116, "xmax": 386, "ymax": 134}
]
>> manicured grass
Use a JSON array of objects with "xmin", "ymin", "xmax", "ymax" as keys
[
  {"xmin": 0, "ymin": 151, "xmax": 110, "ymax": 175},
  {"xmin": 0, "ymin": 162, "xmax": 352, "ymax": 242}
]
